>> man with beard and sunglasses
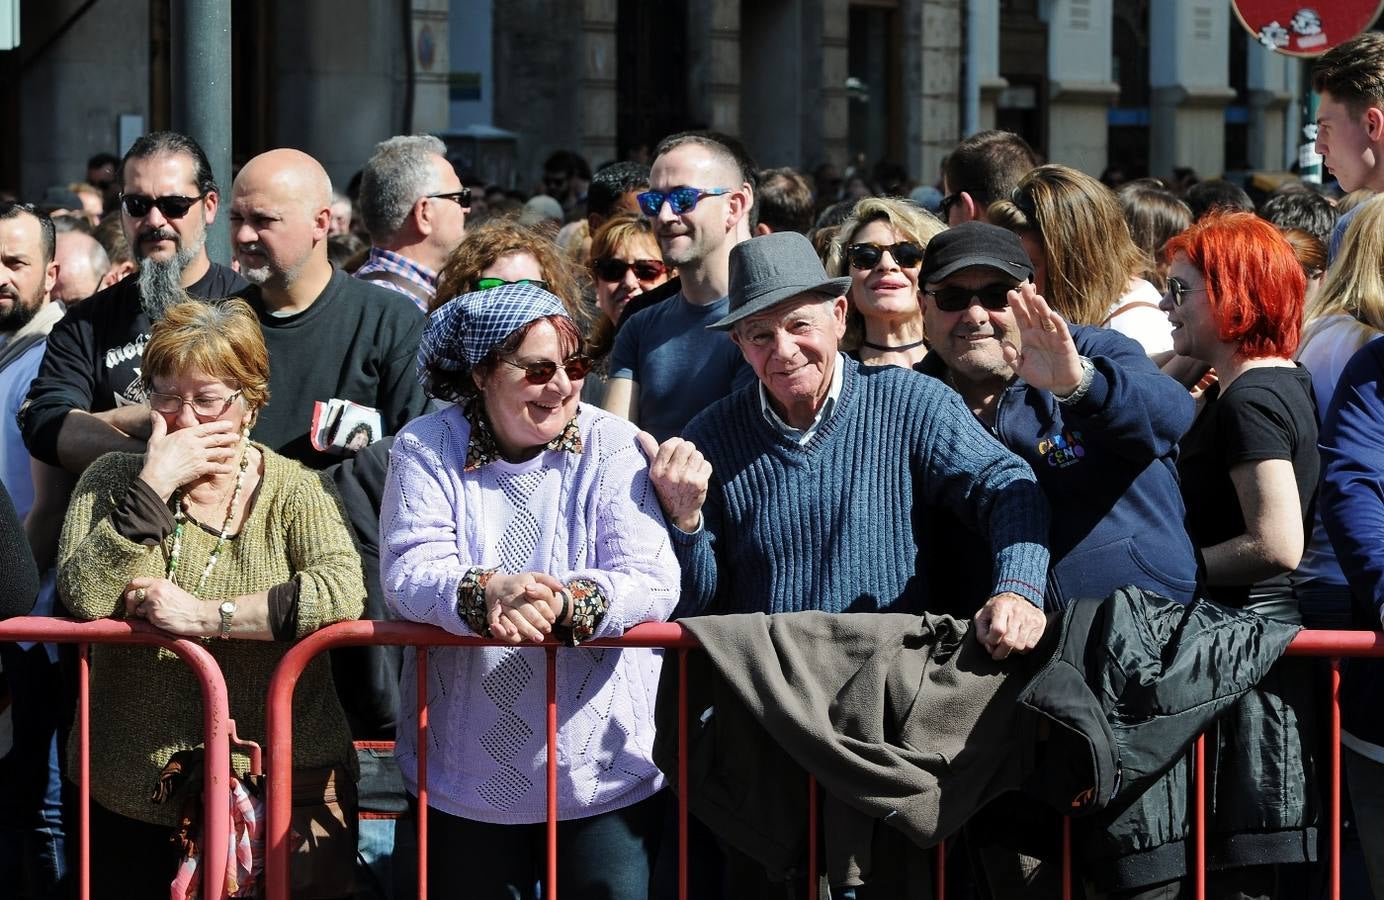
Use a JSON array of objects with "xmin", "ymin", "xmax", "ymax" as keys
[
  {"xmin": 913, "ymin": 222, "xmax": 1199, "ymax": 899},
  {"xmin": 19, "ymin": 131, "xmax": 247, "ymax": 477}
]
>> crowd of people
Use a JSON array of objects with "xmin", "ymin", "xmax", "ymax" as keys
[{"xmin": 9, "ymin": 27, "xmax": 1384, "ymax": 900}]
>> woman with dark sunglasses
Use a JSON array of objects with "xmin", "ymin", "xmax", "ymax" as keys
[
  {"xmin": 825, "ymin": 197, "xmax": 945, "ymax": 368},
  {"xmin": 381, "ymin": 282, "xmax": 679, "ymax": 900},
  {"xmin": 1158, "ymin": 212, "xmax": 1320, "ymax": 899},
  {"xmin": 583, "ymin": 213, "xmax": 674, "ymax": 402}
]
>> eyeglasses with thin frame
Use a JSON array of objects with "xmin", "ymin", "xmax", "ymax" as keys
[
  {"xmin": 428, "ymin": 189, "xmax": 473, "ymax": 209},
  {"xmin": 502, "ymin": 354, "xmax": 595, "ymax": 385},
  {"xmin": 846, "ymin": 242, "xmax": 925, "ymax": 270},
  {"xmin": 592, "ymin": 257, "xmax": 667, "ymax": 283},
  {"xmin": 1164, "ymin": 276, "xmax": 1207, "ymax": 307},
  {"xmin": 924, "ymin": 284, "xmax": 1013, "ymax": 312},
  {"xmin": 636, "ymin": 186, "xmax": 732, "ymax": 217},
  {"xmin": 147, "ymin": 389, "xmax": 243, "ymax": 418},
  {"xmin": 475, "ymin": 277, "xmax": 548, "ymax": 292},
  {"xmin": 120, "ymin": 192, "xmax": 209, "ymax": 220}
]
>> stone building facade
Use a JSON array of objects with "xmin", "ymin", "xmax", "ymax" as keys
[{"xmin": 0, "ymin": 0, "xmax": 1323, "ymax": 200}]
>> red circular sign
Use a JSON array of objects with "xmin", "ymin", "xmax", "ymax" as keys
[{"xmin": 1232, "ymin": 2, "xmax": 1384, "ymax": 57}]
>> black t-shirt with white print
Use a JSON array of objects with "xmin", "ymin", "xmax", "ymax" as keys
[{"xmin": 19, "ymin": 263, "xmax": 248, "ymax": 467}]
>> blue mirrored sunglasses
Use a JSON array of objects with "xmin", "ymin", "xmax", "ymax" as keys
[{"xmin": 636, "ymin": 186, "xmax": 732, "ymax": 217}]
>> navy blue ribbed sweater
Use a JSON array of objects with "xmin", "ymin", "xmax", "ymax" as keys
[{"xmin": 670, "ymin": 357, "xmax": 1051, "ymax": 617}]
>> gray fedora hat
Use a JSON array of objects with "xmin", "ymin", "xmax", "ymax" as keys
[{"xmin": 708, "ymin": 232, "xmax": 853, "ymax": 331}]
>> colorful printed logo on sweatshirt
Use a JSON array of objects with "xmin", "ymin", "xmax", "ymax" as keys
[{"xmin": 1037, "ymin": 429, "xmax": 1086, "ymax": 468}]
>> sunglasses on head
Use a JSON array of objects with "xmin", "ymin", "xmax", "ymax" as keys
[
  {"xmin": 119, "ymin": 192, "xmax": 207, "ymax": 220},
  {"xmin": 502, "ymin": 353, "xmax": 595, "ymax": 385},
  {"xmin": 428, "ymin": 188, "xmax": 473, "ymax": 208},
  {"xmin": 592, "ymin": 257, "xmax": 667, "ymax": 283},
  {"xmin": 925, "ymin": 284, "xmax": 1014, "ymax": 312},
  {"xmin": 847, "ymin": 241, "xmax": 925, "ymax": 270},
  {"xmin": 1164, "ymin": 276, "xmax": 1206, "ymax": 307},
  {"xmin": 636, "ymin": 186, "xmax": 732, "ymax": 217},
  {"xmin": 475, "ymin": 277, "xmax": 549, "ymax": 292}
]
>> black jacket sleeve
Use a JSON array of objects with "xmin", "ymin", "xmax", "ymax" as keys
[
  {"xmin": 0, "ymin": 482, "xmax": 40, "ymax": 618},
  {"xmin": 19, "ymin": 306, "xmax": 98, "ymax": 466}
]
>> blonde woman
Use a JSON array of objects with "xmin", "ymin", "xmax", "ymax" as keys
[
  {"xmin": 1294, "ymin": 196, "xmax": 1384, "ymax": 629},
  {"xmin": 825, "ymin": 197, "xmax": 945, "ymax": 368},
  {"xmin": 990, "ymin": 164, "xmax": 1170, "ymax": 356}
]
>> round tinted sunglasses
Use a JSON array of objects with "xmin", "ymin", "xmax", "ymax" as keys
[
  {"xmin": 1164, "ymin": 276, "xmax": 1206, "ymax": 307},
  {"xmin": 502, "ymin": 353, "xmax": 595, "ymax": 385},
  {"xmin": 924, "ymin": 284, "xmax": 1013, "ymax": 312},
  {"xmin": 592, "ymin": 257, "xmax": 667, "ymax": 283},
  {"xmin": 476, "ymin": 277, "xmax": 549, "ymax": 292},
  {"xmin": 847, "ymin": 241, "xmax": 925, "ymax": 270},
  {"xmin": 636, "ymin": 186, "xmax": 731, "ymax": 217},
  {"xmin": 120, "ymin": 192, "xmax": 208, "ymax": 220}
]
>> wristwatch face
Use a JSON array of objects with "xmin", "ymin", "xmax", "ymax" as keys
[{"xmin": 220, "ymin": 600, "xmax": 236, "ymax": 616}]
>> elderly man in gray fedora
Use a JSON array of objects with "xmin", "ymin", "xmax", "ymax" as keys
[{"xmin": 638, "ymin": 230, "xmax": 1052, "ymax": 658}]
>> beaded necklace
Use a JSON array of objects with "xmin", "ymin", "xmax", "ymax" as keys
[{"xmin": 166, "ymin": 435, "xmax": 252, "ymax": 597}]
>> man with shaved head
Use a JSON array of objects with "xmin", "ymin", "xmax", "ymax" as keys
[
  {"xmin": 20, "ymin": 131, "xmax": 248, "ymax": 475},
  {"xmin": 602, "ymin": 131, "xmax": 757, "ymax": 441},
  {"xmin": 231, "ymin": 148, "xmax": 427, "ymax": 469},
  {"xmin": 51, "ymin": 231, "xmax": 111, "ymax": 304}
]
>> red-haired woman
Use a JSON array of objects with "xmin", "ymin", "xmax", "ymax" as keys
[{"xmin": 1159, "ymin": 211, "xmax": 1319, "ymax": 897}]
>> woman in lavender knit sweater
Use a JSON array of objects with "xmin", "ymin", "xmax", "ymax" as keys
[{"xmin": 380, "ymin": 284, "xmax": 680, "ymax": 898}]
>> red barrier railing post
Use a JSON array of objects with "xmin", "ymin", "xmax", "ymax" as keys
[
  {"xmin": 0, "ymin": 618, "xmax": 232, "ymax": 900},
  {"xmin": 935, "ymin": 840, "xmax": 946, "ymax": 900},
  {"xmin": 416, "ymin": 646, "xmax": 429, "ymax": 900},
  {"xmin": 1330, "ymin": 657, "xmax": 1342, "ymax": 900},
  {"xmin": 546, "ymin": 644, "xmax": 559, "ymax": 900},
  {"xmin": 78, "ymin": 642, "xmax": 89, "ymax": 900},
  {"xmin": 677, "ymin": 649, "xmax": 689, "ymax": 900}
]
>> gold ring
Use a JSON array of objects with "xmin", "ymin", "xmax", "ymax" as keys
[{"xmin": 135, "ymin": 588, "xmax": 147, "ymax": 603}]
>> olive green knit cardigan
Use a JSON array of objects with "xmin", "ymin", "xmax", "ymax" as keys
[{"xmin": 57, "ymin": 446, "xmax": 365, "ymax": 825}]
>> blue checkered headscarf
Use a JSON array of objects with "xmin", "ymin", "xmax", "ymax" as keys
[{"xmin": 418, "ymin": 282, "xmax": 570, "ymax": 399}]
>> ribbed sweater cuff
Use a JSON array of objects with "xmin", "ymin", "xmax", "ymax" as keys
[{"xmin": 993, "ymin": 543, "xmax": 1049, "ymax": 609}]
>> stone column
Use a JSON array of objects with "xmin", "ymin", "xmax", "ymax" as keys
[
  {"xmin": 409, "ymin": 0, "xmax": 450, "ymax": 133},
  {"xmin": 1045, "ymin": 0, "xmax": 1119, "ymax": 176},
  {"xmin": 273, "ymin": 0, "xmax": 405, "ymax": 189},
  {"xmin": 1245, "ymin": 33, "xmax": 1300, "ymax": 172},
  {"xmin": 1148, "ymin": 1, "xmax": 1236, "ymax": 179},
  {"xmin": 580, "ymin": 0, "xmax": 618, "ymax": 167},
  {"xmin": 819, "ymin": 0, "xmax": 851, "ymax": 167},
  {"xmin": 972, "ymin": 0, "xmax": 1007, "ymax": 131},
  {"xmin": 906, "ymin": 0, "xmax": 963, "ymax": 186},
  {"xmin": 687, "ymin": 0, "xmax": 741, "ymax": 136}
]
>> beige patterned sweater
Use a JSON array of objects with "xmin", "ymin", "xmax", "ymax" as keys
[{"xmin": 57, "ymin": 445, "xmax": 365, "ymax": 825}]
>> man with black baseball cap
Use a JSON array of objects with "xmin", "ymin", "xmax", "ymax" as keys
[
  {"xmin": 915, "ymin": 221, "xmax": 1200, "ymax": 897},
  {"xmin": 639, "ymin": 230, "xmax": 1052, "ymax": 657}
]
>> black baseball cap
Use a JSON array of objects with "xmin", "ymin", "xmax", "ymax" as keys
[{"xmin": 920, "ymin": 221, "xmax": 1035, "ymax": 284}]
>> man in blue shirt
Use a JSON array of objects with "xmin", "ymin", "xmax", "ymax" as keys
[{"xmin": 604, "ymin": 132, "xmax": 757, "ymax": 442}]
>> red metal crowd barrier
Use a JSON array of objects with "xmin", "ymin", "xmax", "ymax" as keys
[
  {"xmin": 258, "ymin": 623, "xmax": 1384, "ymax": 900},
  {"xmin": 0, "ymin": 616, "xmax": 233, "ymax": 900}
]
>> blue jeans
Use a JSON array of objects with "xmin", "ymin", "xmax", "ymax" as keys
[{"xmin": 0, "ymin": 641, "xmax": 69, "ymax": 899}]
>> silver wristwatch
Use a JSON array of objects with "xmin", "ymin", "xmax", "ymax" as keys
[{"xmin": 218, "ymin": 599, "xmax": 237, "ymax": 640}]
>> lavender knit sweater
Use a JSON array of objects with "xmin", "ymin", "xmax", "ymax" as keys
[{"xmin": 380, "ymin": 403, "xmax": 680, "ymax": 823}]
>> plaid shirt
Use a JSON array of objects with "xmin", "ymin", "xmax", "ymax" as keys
[{"xmin": 354, "ymin": 247, "xmax": 438, "ymax": 313}]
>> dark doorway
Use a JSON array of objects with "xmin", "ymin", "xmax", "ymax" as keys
[{"xmin": 617, "ymin": 0, "xmax": 690, "ymax": 162}]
